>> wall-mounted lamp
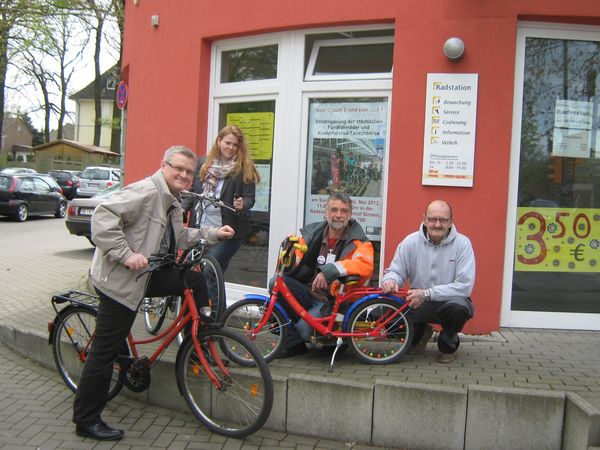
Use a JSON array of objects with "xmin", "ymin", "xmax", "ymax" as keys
[
  {"xmin": 151, "ymin": 15, "xmax": 159, "ymax": 28},
  {"xmin": 133, "ymin": 0, "xmax": 139, "ymax": 5},
  {"xmin": 443, "ymin": 37, "xmax": 465, "ymax": 62}
]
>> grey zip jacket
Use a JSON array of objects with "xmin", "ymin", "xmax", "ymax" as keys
[
  {"xmin": 89, "ymin": 170, "xmax": 220, "ymax": 310},
  {"xmin": 382, "ymin": 224, "xmax": 475, "ymax": 301}
]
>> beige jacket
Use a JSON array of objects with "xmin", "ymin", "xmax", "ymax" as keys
[{"xmin": 90, "ymin": 170, "xmax": 220, "ymax": 310}]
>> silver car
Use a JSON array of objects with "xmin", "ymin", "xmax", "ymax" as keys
[{"xmin": 77, "ymin": 166, "xmax": 121, "ymax": 197}]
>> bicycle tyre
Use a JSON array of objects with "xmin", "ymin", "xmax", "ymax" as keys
[
  {"xmin": 198, "ymin": 254, "xmax": 226, "ymax": 321},
  {"xmin": 143, "ymin": 296, "xmax": 172, "ymax": 335},
  {"xmin": 221, "ymin": 298, "xmax": 287, "ymax": 364},
  {"xmin": 176, "ymin": 328, "xmax": 274, "ymax": 438},
  {"xmin": 346, "ymin": 297, "xmax": 413, "ymax": 365},
  {"xmin": 51, "ymin": 306, "xmax": 126, "ymax": 399}
]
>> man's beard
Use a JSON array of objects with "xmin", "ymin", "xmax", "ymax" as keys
[{"xmin": 329, "ymin": 220, "xmax": 347, "ymax": 231}]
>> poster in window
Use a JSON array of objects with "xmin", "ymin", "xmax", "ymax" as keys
[{"xmin": 305, "ymin": 99, "xmax": 387, "ymax": 240}]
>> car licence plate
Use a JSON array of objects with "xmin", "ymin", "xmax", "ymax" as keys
[{"xmin": 79, "ymin": 208, "xmax": 95, "ymax": 216}]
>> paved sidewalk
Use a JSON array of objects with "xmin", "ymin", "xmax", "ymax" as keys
[
  {"xmin": 0, "ymin": 340, "xmax": 390, "ymax": 449},
  {"xmin": 1, "ymin": 218, "xmax": 600, "ymax": 448}
]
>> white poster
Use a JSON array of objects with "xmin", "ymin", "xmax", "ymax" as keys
[
  {"xmin": 422, "ymin": 73, "xmax": 479, "ymax": 187},
  {"xmin": 251, "ymin": 164, "xmax": 271, "ymax": 213},
  {"xmin": 305, "ymin": 99, "xmax": 387, "ymax": 240},
  {"xmin": 552, "ymin": 99, "xmax": 594, "ymax": 158}
]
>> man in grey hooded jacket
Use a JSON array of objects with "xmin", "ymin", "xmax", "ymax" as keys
[
  {"xmin": 381, "ymin": 199, "xmax": 475, "ymax": 364},
  {"xmin": 73, "ymin": 146, "xmax": 234, "ymax": 441}
]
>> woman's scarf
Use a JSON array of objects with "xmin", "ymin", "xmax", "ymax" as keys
[{"xmin": 202, "ymin": 157, "xmax": 236, "ymax": 196}]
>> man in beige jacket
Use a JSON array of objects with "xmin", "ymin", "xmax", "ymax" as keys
[{"xmin": 73, "ymin": 146, "xmax": 234, "ymax": 441}]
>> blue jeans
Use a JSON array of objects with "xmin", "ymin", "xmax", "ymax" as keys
[
  {"xmin": 278, "ymin": 276, "xmax": 329, "ymax": 349},
  {"xmin": 209, "ymin": 238, "xmax": 243, "ymax": 273}
]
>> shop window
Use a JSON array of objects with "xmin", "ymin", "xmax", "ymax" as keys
[
  {"xmin": 305, "ymin": 32, "xmax": 393, "ymax": 81},
  {"xmin": 217, "ymin": 101, "xmax": 275, "ymax": 287},
  {"xmin": 220, "ymin": 45, "xmax": 278, "ymax": 83}
]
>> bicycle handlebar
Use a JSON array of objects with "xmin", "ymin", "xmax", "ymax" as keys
[
  {"xmin": 135, "ymin": 239, "xmax": 209, "ymax": 282},
  {"xmin": 180, "ymin": 190, "xmax": 236, "ymax": 212}
]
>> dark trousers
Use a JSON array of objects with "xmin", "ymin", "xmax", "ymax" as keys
[
  {"xmin": 72, "ymin": 269, "xmax": 207, "ymax": 426},
  {"xmin": 73, "ymin": 292, "xmax": 136, "ymax": 426},
  {"xmin": 410, "ymin": 297, "xmax": 474, "ymax": 354}
]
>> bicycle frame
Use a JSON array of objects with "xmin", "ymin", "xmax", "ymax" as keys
[
  {"xmin": 252, "ymin": 274, "xmax": 410, "ymax": 341},
  {"xmin": 126, "ymin": 287, "xmax": 228, "ymax": 388}
]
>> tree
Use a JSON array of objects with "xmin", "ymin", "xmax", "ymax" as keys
[
  {"xmin": 16, "ymin": 4, "xmax": 89, "ymax": 142},
  {"xmin": 0, "ymin": 0, "xmax": 38, "ymax": 149}
]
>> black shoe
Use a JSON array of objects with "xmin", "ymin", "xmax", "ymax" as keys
[
  {"xmin": 277, "ymin": 342, "xmax": 308, "ymax": 359},
  {"xmin": 75, "ymin": 421, "xmax": 124, "ymax": 441}
]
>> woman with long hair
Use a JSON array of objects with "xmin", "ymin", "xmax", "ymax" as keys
[{"xmin": 188, "ymin": 125, "xmax": 260, "ymax": 273}]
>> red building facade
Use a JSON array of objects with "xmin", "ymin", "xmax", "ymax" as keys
[{"xmin": 121, "ymin": 0, "xmax": 600, "ymax": 333}]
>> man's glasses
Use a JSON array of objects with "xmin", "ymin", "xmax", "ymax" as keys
[
  {"xmin": 165, "ymin": 161, "xmax": 195, "ymax": 177},
  {"xmin": 425, "ymin": 216, "xmax": 451, "ymax": 224}
]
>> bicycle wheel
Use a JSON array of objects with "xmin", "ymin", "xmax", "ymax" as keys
[
  {"xmin": 198, "ymin": 254, "xmax": 225, "ymax": 321},
  {"xmin": 51, "ymin": 306, "xmax": 125, "ymax": 399},
  {"xmin": 221, "ymin": 298, "xmax": 287, "ymax": 364},
  {"xmin": 346, "ymin": 297, "xmax": 413, "ymax": 365},
  {"xmin": 176, "ymin": 328, "xmax": 273, "ymax": 438},
  {"xmin": 143, "ymin": 296, "xmax": 172, "ymax": 335}
]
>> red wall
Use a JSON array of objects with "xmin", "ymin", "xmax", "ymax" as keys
[{"xmin": 121, "ymin": 0, "xmax": 600, "ymax": 333}]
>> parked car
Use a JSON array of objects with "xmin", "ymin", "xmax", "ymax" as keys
[
  {"xmin": 0, "ymin": 167, "xmax": 38, "ymax": 175},
  {"xmin": 77, "ymin": 166, "xmax": 121, "ymax": 197},
  {"xmin": 66, "ymin": 182, "xmax": 121, "ymax": 244},
  {"xmin": 48, "ymin": 170, "xmax": 81, "ymax": 200},
  {"xmin": 0, "ymin": 174, "xmax": 67, "ymax": 222}
]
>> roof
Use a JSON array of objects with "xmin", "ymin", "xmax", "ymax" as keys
[
  {"xmin": 69, "ymin": 65, "xmax": 120, "ymax": 101},
  {"xmin": 33, "ymin": 139, "xmax": 120, "ymax": 156}
]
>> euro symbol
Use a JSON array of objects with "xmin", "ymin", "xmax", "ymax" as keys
[{"xmin": 569, "ymin": 244, "xmax": 585, "ymax": 262}]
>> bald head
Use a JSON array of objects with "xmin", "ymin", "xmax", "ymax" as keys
[{"xmin": 425, "ymin": 200, "xmax": 452, "ymax": 218}]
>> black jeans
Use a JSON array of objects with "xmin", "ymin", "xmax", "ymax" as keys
[{"xmin": 410, "ymin": 297, "xmax": 474, "ymax": 354}]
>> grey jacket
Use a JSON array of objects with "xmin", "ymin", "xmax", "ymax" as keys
[
  {"xmin": 90, "ymin": 170, "xmax": 220, "ymax": 310},
  {"xmin": 382, "ymin": 224, "xmax": 475, "ymax": 301}
]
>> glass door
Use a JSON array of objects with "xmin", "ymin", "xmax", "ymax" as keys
[
  {"xmin": 304, "ymin": 96, "xmax": 389, "ymax": 282},
  {"xmin": 504, "ymin": 23, "xmax": 600, "ymax": 329}
]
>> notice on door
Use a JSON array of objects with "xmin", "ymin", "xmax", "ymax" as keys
[{"xmin": 422, "ymin": 73, "xmax": 478, "ymax": 187}]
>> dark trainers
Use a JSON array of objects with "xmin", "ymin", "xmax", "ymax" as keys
[
  {"xmin": 408, "ymin": 324, "xmax": 434, "ymax": 354},
  {"xmin": 277, "ymin": 342, "xmax": 308, "ymax": 359}
]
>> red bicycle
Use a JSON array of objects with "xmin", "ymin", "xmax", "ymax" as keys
[
  {"xmin": 48, "ymin": 240, "xmax": 273, "ymax": 438},
  {"xmin": 222, "ymin": 236, "xmax": 413, "ymax": 370}
]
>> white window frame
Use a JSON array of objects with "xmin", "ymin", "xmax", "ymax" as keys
[
  {"xmin": 501, "ymin": 21, "xmax": 600, "ymax": 330},
  {"xmin": 209, "ymin": 25, "xmax": 394, "ymax": 303}
]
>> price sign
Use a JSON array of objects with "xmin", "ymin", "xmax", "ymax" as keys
[{"xmin": 515, "ymin": 207, "xmax": 600, "ymax": 272}]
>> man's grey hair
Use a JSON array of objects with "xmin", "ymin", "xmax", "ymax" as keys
[
  {"xmin": 326, "ymin": 192, "xmax": 352, "ymax": 211},
  {"xmin": 163, "ymin": 145, "xmax": 196, "ymax": 162}
]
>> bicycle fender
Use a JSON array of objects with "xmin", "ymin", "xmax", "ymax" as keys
[
  {"xmin": 47, "ymin": 303, "xmax": 97, "ymax": 345},
  {"xmin": 341, "ymin": 293, "xmax": 408, "ymax": 331},
  {"xmin": 242, "ymin": 294, "xmax": 293, "ymax": 326}
]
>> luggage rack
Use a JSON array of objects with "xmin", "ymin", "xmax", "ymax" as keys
[{"xmin": 51, "ymin": 290, "xmax": 100, "ymax": 315}]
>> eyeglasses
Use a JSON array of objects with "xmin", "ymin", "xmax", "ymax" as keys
[
  {"xmin": 425, "ymin": 216, "xmax": 451, "ymax": 224},
  {"xmin": 164, "ymin": 161, "xmax": 195, "ymax": 177}
]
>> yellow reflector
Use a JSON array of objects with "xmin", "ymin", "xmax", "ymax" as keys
[
  {"xmin": 250, "ymin": 384, "xmax": 259, "ymax": 397},
  {"xmin": 192, "ymin": 364, "xmax": 201, "ymax": 376},
  {"xmin": 67, "ymin": 327, "xmax": 74, "ymax": 336}
]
